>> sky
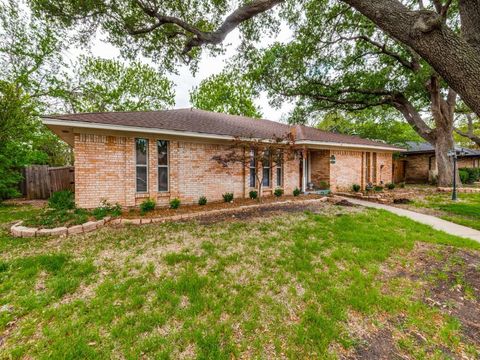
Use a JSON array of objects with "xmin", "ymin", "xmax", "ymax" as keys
[{"xmin": 75, "ymin": 26, "xmax": 295, "ymax": 121}]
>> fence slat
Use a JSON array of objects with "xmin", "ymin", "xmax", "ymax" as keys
[{"xmin": 21, "ymin": 165, "xmax": 74, "ymax": 199}]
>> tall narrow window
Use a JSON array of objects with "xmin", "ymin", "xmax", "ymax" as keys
[
  {"xmin": 249, "ymin": 149, "xmax": 256, "ymax": 187},
  {"xmin": 135, "ymin": 138, "xmax": 148, "ymax": 192},
  {"xmin": 262, "ymin": 151, "xmax": 271, "ymax": 187},
  {"xmin": 372, "ymin": 152, "xmax": 377, "ymax": 182},
  {"xmin": 157, "ymin": 140, "xmax": 169, "ymax": 192},
  {"xmin": 365, "ymin": 152, "xmax": 371, "ymax": 182},
  {"xmin": 276, "ymin": 151, "xmax": 283, "ymax": 187}
]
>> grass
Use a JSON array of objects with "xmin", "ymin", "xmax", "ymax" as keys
[
  {"xmin": 0, "ymin": 202, "xmax": 479, "ymax": 358},
  {"xmin": 411, "ymin": 192, "xmax": 480, "ymax": 230}
]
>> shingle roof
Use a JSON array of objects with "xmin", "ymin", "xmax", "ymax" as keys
[
  {"xmin": 43, "ymin": 108, "xmax": 400, "ymax": 150},
  {"xmin": 405, "ymin": 141, "xmax": 480, "ymax": 156}
]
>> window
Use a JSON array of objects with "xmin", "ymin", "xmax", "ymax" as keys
[
  {"xmin": 276, "ymin": 151, "xmax": 283, "ymax": 187},
  {"xmin": 249, "ymin": 149, "xmax": 256, "ymax": 187},
  {"xmin": 262, "ymin": 151, "xmax": 271, "ymax": 187},
  {"xmin": 157, "ymin": 140, "xmax": 169, "ymax": 192},
  {"xmin": 135, "ymin": 138, "xmax": 148, "ymax": 192}
]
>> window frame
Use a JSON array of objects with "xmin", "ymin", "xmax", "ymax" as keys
[
  {"xmin": 249, "ymin": 148, "xmax": 256, "ymax": 188},
  {"xmin": 157, "ymin": 140, "xmax": 169, "ymax": 192},
  {"xmin": 276, "ymin": 151, "xmax": 283, "ymax": 187},
  {"xmin": 262, "ymin": 150, "xmax": 271, "ymax": 188},
  {"xmin": 135, "ymin": 138, "xmax": 149, "ymax": 193}
]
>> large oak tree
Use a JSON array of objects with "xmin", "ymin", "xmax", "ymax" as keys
[{"xmin": 28, "ymin": 0, "xmax": 480, "ymax": 119}]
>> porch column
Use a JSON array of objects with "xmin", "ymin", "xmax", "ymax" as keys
[{"xmin": 302, "ymin": 149, "xmax": 307, "ymax": 193}]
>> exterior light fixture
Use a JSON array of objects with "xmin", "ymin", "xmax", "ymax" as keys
[
  {"xmin": 330, "ymin": 155, "xmax": 336, "ymax": 164},
  {"xmin": 448, "ymin": 148, "xmax": 466, "ymax": 201}
]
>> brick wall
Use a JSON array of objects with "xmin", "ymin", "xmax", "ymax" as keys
[
  {"xmin": 404, "ymin": 153, "xmax": 435, "ymax": 183},
  {"xmin": 310, "ymin": 150, "xmax": 330, "ymax": 186},
  {"xmin": 74, "ymin": 132, "xmax": 301, "ymax": 208}
]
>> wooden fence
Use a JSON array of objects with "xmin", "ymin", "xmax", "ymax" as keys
[{"xmin": 20, "ymin": 165, "xmax": 75, "ymax": 199}]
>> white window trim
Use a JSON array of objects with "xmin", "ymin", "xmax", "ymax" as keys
[
  {"xmin": 262, "ymin": 152, "xmax": 271, "ymax": 188},
  {"xmin": 157, "ymin": 140, "xmax": 169, "ymax": 192},
  {"xmin": 135, "ymin": 138, "xmax": 149, "ymax": 193},
  {"xmin": 276, "ymin": 152, "xmax": 283, "ymax": 187},
  {"xmin": 249, "ymin": 149, "xmax": 256, "ymax": 188}
]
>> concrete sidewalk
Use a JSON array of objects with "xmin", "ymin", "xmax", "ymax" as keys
[{"xmin": 342, "ymin": 197, "xmax": 480, "ymax": 243}]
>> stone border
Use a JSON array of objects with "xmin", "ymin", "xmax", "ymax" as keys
[
  {"xmin": 437, "ymin": 187, "xmax": 480, "ymax": 193},
  {"xmin": 10, "ymin": 197, "xmax": 340, "ymax": 238},
  {"xmin": 10, "ymin": 217, "xmax": 112, "ymax": 238}
]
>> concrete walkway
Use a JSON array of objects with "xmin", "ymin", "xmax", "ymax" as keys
[{"xmin": 342, "ymin": 197, "xmax": 480, "ymax": 243}]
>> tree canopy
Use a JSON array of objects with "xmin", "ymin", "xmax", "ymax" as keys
[{"xmin": 190, "ymin": 71, "xmax": 262, "ymax": 118}]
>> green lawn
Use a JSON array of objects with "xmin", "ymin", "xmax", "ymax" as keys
[
  {"xmin": 0, "ymin": 202, "xmax": 479, "ymax": 359},
  {"xmin": 411, "ymin": 192, "xmax": 480, "ymax": 230}
]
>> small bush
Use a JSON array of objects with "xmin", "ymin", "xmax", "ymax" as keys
[
  {"xmin": 140, "ymin": 198, "xmax": 156, "ymax": 213},
  {"xmin": 352, "ymin": 184, "xmax": 361, "ymax": 192},
  {"xmin": 222, "ymin": 192, "xmax": 234, "ymax": 202},
  {"xmin": 399, "ymin": 182, "xmax": 406, "ymax": 188},
  {"xmin": 92, "ymin": 199, "xmax": 122, "ymax": 219},
  {"xmin": 374, "ymin": 185, "xmax": 384, "ymax": 192},
  {"xmin": 48, "ymin": 190, "xmax": 75, "ymax": 210},
  {"xmin": 459, "ymin": 169, "xmax": 469, "ymax": 184},
  {"xmin": 198, "ymin": 196, "xmax": 207, "ymax": 206},
  {"xmin": 249, "ymin": 190, "xmax": 258, "ymax": 199},
  {"xmin": 170, "ymin": 198, "xmax": 181, "ymax": 209},
  {"xmin": 318, "ymin": 181, "xmax": 330, "ymax": 190},
  {"xmin": 386, "ymin": 183, "xmax": 396, "ymax": 190},
  {"xmin": 459, "ymin": 167, "xmax": 480, "ymax": 184},
  {"xmin": 274, "ymin": 188, "xmax": 284, "ymax": 197},
  {"xmin": 293, "ymin": 187, "xmax": 301, "ymax": 197}
]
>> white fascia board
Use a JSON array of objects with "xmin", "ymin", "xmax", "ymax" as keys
[{"xmin": 295, "ymin": 140, "xmax": 404, "ymax": 152}]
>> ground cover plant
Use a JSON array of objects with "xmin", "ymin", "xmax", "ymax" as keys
[
  {"xmin": 410, "ymin": 192, "xmax": 480, "ymax": 231},
  {"xmin": 0, "ymin": 200, "xmax": 479, "ymax": 358}
]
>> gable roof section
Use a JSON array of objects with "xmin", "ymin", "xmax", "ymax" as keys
[{"xmin": 42, "ymin": 108, "xmax": 401, "ymax": 151}]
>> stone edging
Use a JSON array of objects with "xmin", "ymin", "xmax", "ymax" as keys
[
  {"xmin": 11, "ymin": 197, "xmax": 335, "ymax": 238},
  {"xmin": 437, "ymin": 187, "xmax": 480, "ymax": 193},
  {"xmin": 10, "ymin": 217, "xmax": 112, "ymax": 238}
]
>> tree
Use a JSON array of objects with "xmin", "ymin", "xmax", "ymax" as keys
[
  {"xmin": 190, "ymin": 71, "xmax": 262, "ymax": 118},
  {"xmin": 28, "ymin": 0, "xmax": 480, "ymax": 119},
  {"xmin": 59, "ymin": 56, "xmax": 175, "ymax": 113},
  {"xmin": 454, "ymin": 113, "xmax": 480, "ymax": 147},
  {"xmin": 212, "ymin": 133, "xmax": 296, "ymax": 200},
  {"xmin": 246, "ymin": 3, "xmax": 461, "ymax": 186},
  {"xmin": 311, "ymin": 110, "xmax": 422, "ymax": 147}
]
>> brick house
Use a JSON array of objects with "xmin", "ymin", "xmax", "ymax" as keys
[
  {"xmin": 398, "ymin": 141, "xmax": 480, "ymax": 183},
  {"xmin": 42, "ymin": 109, "xmax": 401, "ymax": 208}
]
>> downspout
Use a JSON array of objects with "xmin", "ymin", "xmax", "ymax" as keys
[{"xmin": 302, "ymin": 150, "xmax": 307, "ymax": 193}]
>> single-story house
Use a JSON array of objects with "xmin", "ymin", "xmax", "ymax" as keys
[
  {"xmin": 41, "ymin": 109, "xmax": 401, "ymax": 208},
  {"xmin": 397, "ymin": 141, "xmax": 480, "ymax": 183}
]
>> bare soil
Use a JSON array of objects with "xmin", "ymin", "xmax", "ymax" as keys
[{"xmin": 347, "ymin": 242, "xmax": 480, "ymax": 359}]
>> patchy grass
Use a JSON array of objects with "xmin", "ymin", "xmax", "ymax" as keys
[
  {"xmin": 411, "ymin": 192, "xmax": 480, "ymax": 230},
  {"xmin": 0, "ymin": 203, "xmax": 479, "ymax": 358}
]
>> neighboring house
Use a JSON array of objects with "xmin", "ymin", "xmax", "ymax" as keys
[
  {"xmin": 41, "ymin": 109, "xmax": 401, "ymax": 208},
  {"xmin": 398, "ymin": 141, "xmax": 480, "ymax": 183}
]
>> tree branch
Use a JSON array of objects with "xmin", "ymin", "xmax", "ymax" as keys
[{"xmin": 454, "ymin": 113, "xmax": 480, "ymax": 146}]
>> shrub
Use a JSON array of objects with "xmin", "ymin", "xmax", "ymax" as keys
[
  {"xmin": 352, "ymin": 184, "xmax": 361, "ymax": 192},
  {"xmin": 459, "ymin": 169, "xmax": 469, "ymax": 184},
  {"xmin": 170, "ymin": 198, "xmax": 181, "ymax": 209},
  {"xmin": 48, "ymin": 190, "xmax": 75, "ymax": 210},
  {"xmin": 386, "ymin": 183, "xmax": 396, "ymax": 190},
  {"xmin": 274, "ymin": 188, "xmax": 284, "ymax": 197},
  {"xmin": 459, "ymin": 167, "xmax": 480, "ymax": 184},
  {"xmin": 399, "ymin": 182, "xmax": 406, "ymax": 188},
  {"xmin": 374, "ymin": 185, "xmax": 384, "ymax": 192},
  {"xmin": 318, "ymin": 181, "xmax": 330, "ymax": 190},
  {"xmin": 198, "ymin": 196, "xmax": 207, "ymax": 206},
  {"xmin": 249, "ymin": 190, "xmax": 258, "ymax": 199},
  {"xmin": 92, "ymin": 200, "xmax": 122, "ymax": 219},
  {"xmin": 140, "ymin": 198, "xmax": 156, "ymax": 213},
  {"xmin": 293, "ymin": 187, "xmax": 301, "ymax": 197},
  {"xmin": 222, "ymin": 192, "xmax": 234, "ymax": 202}
]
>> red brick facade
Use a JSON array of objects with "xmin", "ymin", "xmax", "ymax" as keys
[{"xmin": 74, "ymin": 131, "xmax": 394, "ymax": 208}]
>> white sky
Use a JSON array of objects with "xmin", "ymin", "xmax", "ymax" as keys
[{"xmin": 72, "ymin": 26, "xmax": 295, "ymax": 121}]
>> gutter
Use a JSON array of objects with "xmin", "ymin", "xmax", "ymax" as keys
[{"xmin": 42, "ymin": 118, "xmax": 403, "ymax": 152}]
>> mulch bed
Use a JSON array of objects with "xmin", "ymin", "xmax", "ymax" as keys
[{"xmin": 122, "ymin": 194, "xmax": 326, "ymax": 219}]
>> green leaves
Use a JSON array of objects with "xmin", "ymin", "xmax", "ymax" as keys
[{"xmin": 190, "ymin": 71, "xmax": 262, "ymax": 118}]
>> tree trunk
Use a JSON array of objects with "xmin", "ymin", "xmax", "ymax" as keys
[
  {"xmin": 344, "ymin": 0, "xmax": 480, "ymax": 118},
  {"xmin": 434, "ymin": 128, "xmax": 455, "ymax": 186}
]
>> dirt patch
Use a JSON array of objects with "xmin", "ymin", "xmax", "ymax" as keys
[
  {"xmin": 192, "ymin": 200, "xmax": 360, "ymax": 224},
  {"xmin": 347, "ymin": 243, "xmax": 480, "ymax": 358},
  {"xmin": 3, "ymin": 198, "xmax": 47, "ymax": 208}
]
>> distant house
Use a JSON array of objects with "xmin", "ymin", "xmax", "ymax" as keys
[
  {"xmin": 42, "ymin": 109, "xmax": 401, "ymax": 208},
  {"xmin": 397, "ymin": 141, "xmax": 480, "ymax": 183}
]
